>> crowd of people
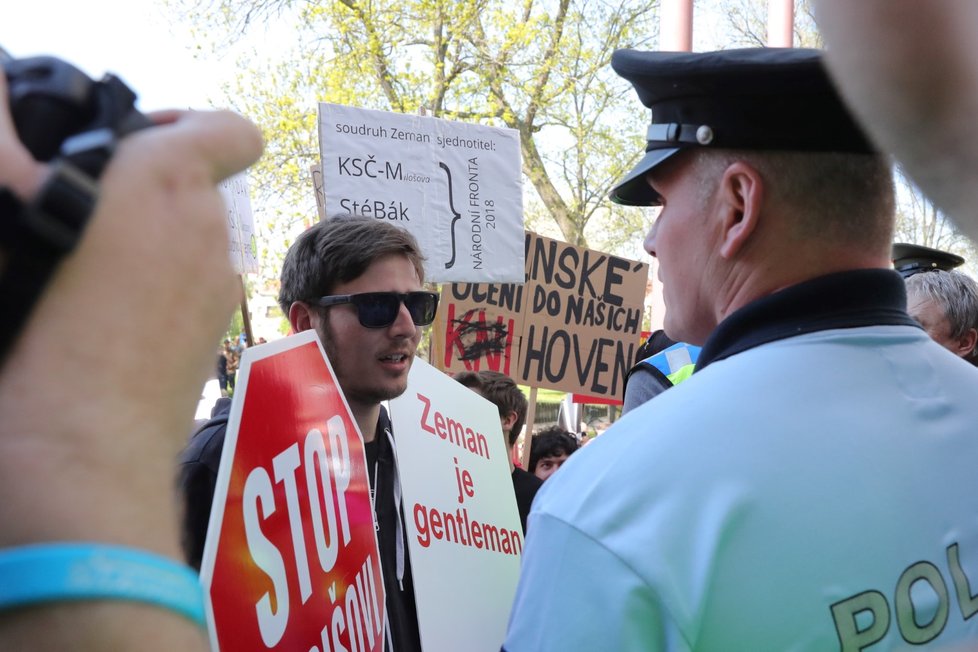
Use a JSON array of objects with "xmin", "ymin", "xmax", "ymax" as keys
[{"xmin": 5, "ymin": 2, "xmax": 978, "ymax": 650}]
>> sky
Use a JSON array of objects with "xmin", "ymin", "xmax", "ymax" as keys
[{"xmin": 5, "ymin": 0, "xmax": 237, "ymax": 111}]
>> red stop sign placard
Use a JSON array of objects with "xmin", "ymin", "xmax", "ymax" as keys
[{"xmin": 200, "ymin": 332, "xmax": 385, "ymax": 651}]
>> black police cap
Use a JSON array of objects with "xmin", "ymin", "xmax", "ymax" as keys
[
  {"xmin": 892, "ymin": 243, "xmax": 965, "ymax": 278},
  {"xmin": 609, "ymin": 47, "xmax": 877, "ymax": 206}
]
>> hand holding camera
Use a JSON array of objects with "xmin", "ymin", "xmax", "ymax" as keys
[
  {"xmin": 0, "ymin": 53, "xmax": 155, "ymax": 362},
  {"xmin": 0, "ymin": 49, "xmax": 262, "ymax": 651}
]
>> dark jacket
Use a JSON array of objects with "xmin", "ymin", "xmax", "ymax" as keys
[
  {"xmin": 179, "ymin": 401, "xmax": 422, "ymax": 652},
  {"xmin": 179, "ymin": 397, "xmax": 231, "ymax": 571},
  {"xmin": 370, "ymin": 407, "xmax": 423, "ymax": 652},
  {"xmin": 511, "ymin": 467, "xmax": 542, "ymax": 534}
]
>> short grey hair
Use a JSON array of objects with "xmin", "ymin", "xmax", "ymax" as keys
[
  {"xmin": 693, "ymin": 149, "xmax": 895, "ymax": 253},
  {"xmin": 905, "ymin": 269, "xmax": 978, "ymax": 341}
]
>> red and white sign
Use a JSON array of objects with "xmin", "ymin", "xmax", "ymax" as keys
[
  {"xmin": 389, "ymin": 358, "xmax": 523, "ymax": 651},
  {"xmin": 200, "ymin": 331, "xmax": 385, "ymax": 652}
]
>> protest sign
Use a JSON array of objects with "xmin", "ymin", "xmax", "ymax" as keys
[
  {"xmin": 219, "ymin": 172, "xmax": 259, "ymax": 274},
  {"xmin": 201, "ymin": 331, "xmax": 384, "ymax": 652},
  {"xmin": 436, "ymin": 281, "xmax": 523, "ymax": 378},
  {"xmin": 434, "ymin": 232, "xmax": 649, "ymax": 400},
  {"xmin": 311, "ymin": 163, "xmax": 326, "ymax": 221},
  {"xmin": 388, "ymin": 358, "xmax": 522, "ymax": 652},
  {"xmin": 318, "ymin": 102, "xmax": 524, "ymax": 283},
  {"xmin": 572, "ymin": 331, "xmax": 652, "ymax": 405}
]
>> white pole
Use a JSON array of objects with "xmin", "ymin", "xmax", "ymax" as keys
[{"xmin": 767, "ymin": 0, "xmax": 795, "ymax": 47}]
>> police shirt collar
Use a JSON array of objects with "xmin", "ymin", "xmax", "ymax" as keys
[{"xmin": 695, "ymin": 269, "xmax": 920, "ymax": 372}]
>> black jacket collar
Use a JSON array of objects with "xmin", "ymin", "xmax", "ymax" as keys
[{"xmin": 696, "ymin": 269, "xmax": 920, "ymax": 372}]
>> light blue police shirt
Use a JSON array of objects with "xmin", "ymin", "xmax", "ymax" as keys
[{"xmin": 505, "ymin": 273, "xmax": 978, "ymax": 652}]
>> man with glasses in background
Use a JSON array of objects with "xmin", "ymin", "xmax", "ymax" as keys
[{"xmin": 180, "ymin": 215, "xmax": 435, "ymax": 652}]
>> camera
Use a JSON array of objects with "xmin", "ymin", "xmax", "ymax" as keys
[
  {"xmin": 2, "ymin": 51, "xmax": 152, "ymax": 179},
  {"xmin": 0, "ymin": 51, "xmax": 153, "ymax": 364}
]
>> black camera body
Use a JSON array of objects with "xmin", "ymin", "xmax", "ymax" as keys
[
  {"xmin": 3, "ymin": 54, "xmax": 152, "ymax": 179},
  {"xmin": 0, "ymin": 53, "xmax": 153, "ymax": 363}
]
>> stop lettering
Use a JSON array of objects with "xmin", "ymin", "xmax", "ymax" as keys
[{"xmin": 200, "ymin": 332, "xmax": 385, "ymax": 651}]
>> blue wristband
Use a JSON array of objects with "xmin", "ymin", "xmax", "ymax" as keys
[{"xmin": 0, "ymin": 543, "xmax": 205, "ymax": 627}]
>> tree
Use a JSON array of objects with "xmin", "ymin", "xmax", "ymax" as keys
[
  {"xmin": 893, "ymin": 169, "xmax": 978, "ymax": 269},
  {"xmin": 174, "ymin": 0, "xmax": 658, "ymax": 258},
  {"xmin": 699, "ymin": 0, "xmax": 821, "ymax": 49}
]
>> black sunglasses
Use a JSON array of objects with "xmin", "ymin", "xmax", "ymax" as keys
[{"xmin": 309, "ymin": 291, "xmax": 439, "ymax": 328}]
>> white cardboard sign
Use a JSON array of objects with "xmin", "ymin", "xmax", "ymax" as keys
[
  {"xmin": 318, "ymin": 103, "xmax": 525, "ymax": 283},
  {"xmin": 388, "ymin": 358, "xmax": 523, "ymax": 652},
  {"xmin": 219, "ymin": 172, "xmax": 259, "ymax": 274}
]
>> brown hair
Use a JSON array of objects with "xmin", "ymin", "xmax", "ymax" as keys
[
  {"xmin": 453, "ymin": 370, "xmax": 528, "ymax": 447},
  {"xmin": 278, "ymin": 215, "xmax": 426, "ymax": 314}
]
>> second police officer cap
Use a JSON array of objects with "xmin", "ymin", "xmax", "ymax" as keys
[
  {"xmin": 891, "ymin": 243, "xmax": 965, "ymax": 278},
  {"xmin": 609, "ymin": 47, "xmax": 878, "ymax": 206}
]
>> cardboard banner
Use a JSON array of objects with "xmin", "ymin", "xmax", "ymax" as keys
[
  {"xmin": 318, "ymin": 102, "xmax": 525, "ymax": 283},
  {"xmin": 571, "ymin": 331, "xmax": 653, "ymax": 406},
  {"xmin": 201, "ymin": 331, "xmax": 384, "ymax": 652},
  {"xmin": 219, "ymin": 172, "xmax": 259, "ymax": 274},
  {"xmin": 388, "ymin": 358, "xmax": 522, "ymax": 652},
  {"xmin": 433, "ymin": 232, "xmax": 649, "ymax": 401}
]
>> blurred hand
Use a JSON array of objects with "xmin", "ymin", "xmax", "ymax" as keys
[
  {"xmin": 0, "ymin": 79, "xmax": 263, "ymax": 554},
  {"xmin": 816, "ymin": 0, "xmax": 978, "ymax": 244}
]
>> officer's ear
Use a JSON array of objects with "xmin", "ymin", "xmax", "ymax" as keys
[
  {"xmin": 716, "ymin": 160, "xmax": 764, "ymax": 260},
  {"xmin": 289, "ymin": 301, "xmax": 319, "ymax": 334}
]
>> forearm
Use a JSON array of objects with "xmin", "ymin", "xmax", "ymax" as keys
[
  {"xmin": 0, "ymin": 294, "xmax": 210, "ymax": 651},
  {"xmin": 817, "ymin": 0, "xmax": 978, "ymax": 241},
  {"xmin": 0, "ymin": 602, "xmax": 208, "ymax": 650},
  {"xmin": 0, "ymin": 95, "xmax": 260, "ymax": 649}
]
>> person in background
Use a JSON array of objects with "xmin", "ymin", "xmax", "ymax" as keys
[
  {"xmin": 622, "ymin": 329, "xmax": 701, "ymax": 414},
  {"xmin": 454, "ymin": 369, "xmax": 541, "ymax": 533},
  {"xmin": 528, "ymin": 425, "xmax": 578, "ymax": 482},
  {"xmin": 892, "ymin": 243, "xmax": 978, "ymax": 361},
  {"xmin": 216, "ymin": 340, "xmax": 230, "ymax": 397},
  {"xmin": 905, "ymin": 270, "xmax": 978, "ymax": 360},
  {"xmin": 222, "ymin": 339, "xmax": 238, "ymax": 393},
  {"xmin": 0, "ymin": 67, "xmax": 263, "ymax": 650},
  {"xmin": 892, "ymin": 242, "xmax": 965, "ymax": 278}
]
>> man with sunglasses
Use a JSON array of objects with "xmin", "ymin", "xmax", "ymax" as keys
[{"xmin": 180, "ymin": 215, "xmax": 433, "ymax": 652}]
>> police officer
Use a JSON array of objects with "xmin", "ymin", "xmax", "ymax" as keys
[
  {"xmin": 622, "ymin": 329, "xmax": 701, "ymax": 414},
  {"xmin": 892, "ymin": 243, "xmax": 978, "ymax": 361},
  {"xmin": 892, "ymin": 242, "xmax": 965, "ymax": 278},
  {"xmin": 504, "ymin": 48, "xmax": 978, "ymax": 651}
]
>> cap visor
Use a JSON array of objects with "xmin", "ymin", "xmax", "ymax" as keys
[{"xmin": 609, "ymin": 147, "xmax": 681, "ymax": 206}]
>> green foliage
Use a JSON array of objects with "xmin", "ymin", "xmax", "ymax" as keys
[
  {"xmin": 175, "ymin": 0, "xmax": 659, "ymax": 255},
  {"xmin": 277, "ymin": 316, "xmax": 292, "ymax": 336},
  {"xmin": 224, "ymin": 307, "xmax": 245, "ymax": 344},
  {"xmin": 533, "ymin": 387, "xmax": 565, "ymax": 404}
]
